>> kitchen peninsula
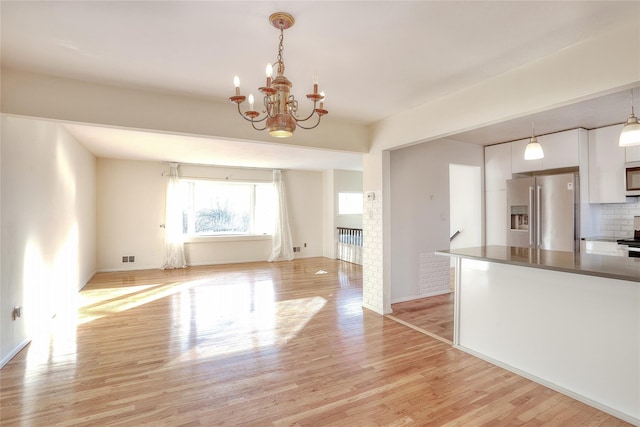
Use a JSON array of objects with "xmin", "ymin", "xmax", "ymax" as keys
[{"xmin": 438, "ymin": 246, "xmax": 639, "ymax": 425}]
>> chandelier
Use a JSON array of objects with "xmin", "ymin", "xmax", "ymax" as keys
[{"xmin": 229, "ymin": 12, "xmax": 327, "ymax": 138}]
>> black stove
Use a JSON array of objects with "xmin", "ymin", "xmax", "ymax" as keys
[
  {"xmin": 616, "ymin": 238, "xmax": 640, "ymax": 257},
  {"xmin": 617, "ymin": 238, "xmax": 640, "ymax": 247}
]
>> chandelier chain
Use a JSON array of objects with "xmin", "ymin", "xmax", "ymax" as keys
[{"xmin": 277, "ymin": 27, "xmax": 285, "ymax": 74}]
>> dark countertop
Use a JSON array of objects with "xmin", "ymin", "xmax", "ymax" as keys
[{"xmin": 437, "ymin": 245, "xmax": 640, "ymax": 283}]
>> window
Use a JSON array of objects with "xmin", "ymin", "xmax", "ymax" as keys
[
  {"xmin": 338, "ymin": 192, "xmax": 363, "ymax": 215},
  {"xmin": 182, "ymin": 180, "xmax": 275, "ymax": 236}
]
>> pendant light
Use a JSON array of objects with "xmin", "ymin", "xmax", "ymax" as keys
[
  {"xmin": 619, "ymin": 89, "xmax": 640, "ymax": 147},
  {"xmin": 524, "ymin": 115, "xmax": 544, "ymax": 160}
]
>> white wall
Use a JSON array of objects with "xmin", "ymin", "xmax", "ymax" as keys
[
  {"xmin": 1, "ymin": 115, "xmax": 96, "ymax": 367},
  {"xmin": 284, "ymin": 170, "xmax": 324, "ymax": 258},
  {"xmin": 96, "ymin": 160, "xmax": 324, "ymax": 271},
  {"xmin": 389, "ymin": 138, "xmax": 483, "ymax": 303},
  {"xmin": 322, "ymin": 170, "xmax": 335, "ymax": 259},
  {"xmin": 96, "ymin": 159, "xmax": 165, "ymax": 271}
]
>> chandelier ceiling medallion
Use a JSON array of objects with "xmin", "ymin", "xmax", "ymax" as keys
[{"xmin": 229, "ymin": 12, "xmax": 327, "ymax": 138}]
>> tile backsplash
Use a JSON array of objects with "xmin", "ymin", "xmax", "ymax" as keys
[{"xmin": 599, "ymin": 199, "xmax": 640, "ymax": 238}]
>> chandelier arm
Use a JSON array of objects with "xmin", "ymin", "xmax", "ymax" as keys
[
  {"xmin": 294, "ymin": 113, "xmax": 322, "ymax": 130},
  {"xmin": 290, "ymin": 101, "xmax": 319, "ymax": 123},
  {"xmin": 236, "ymin": 103, "xmax": 268, "ymax": 123},
  {"xmin": 250, "ymin": 121, "xmax": 268, "ymax": 131},
  {"xmin": 263, "ymin": 95, "xmax": 278, "ymax": 119}
]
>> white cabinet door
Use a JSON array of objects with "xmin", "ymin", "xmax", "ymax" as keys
[
  {"xmin": 485, "ymin": 144, "xmax": 511, "ymax": 246},
  {"xmin": 485, "ymin": 190, "xmax": 507, "ymax": 245},
  {"xmin": 485, "ymin": 143, "xmax": 511, "ymax": 191},
  {"xmin": 538, "ymin": 129, "xmax": 581, "ymax": 170},
  {"xmin": 588, "ymin": 124, "xmax": 626, "ymax": 203},
  {"xmin": 626, "ymin": 146, "xmax": 640, "ymax": 162}
]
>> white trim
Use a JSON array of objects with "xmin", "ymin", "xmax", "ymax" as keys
[
  {"xmin": 455, "ymin": 344, "xmax": 640, "ymax": 426},
  {"xmin": 96, "ymin": 264, "xmax": 161, "ymax": 273},
  {"xmin": 0, "ymin": 337, "xmax": 31, "ymax": 369},
  {"xmin": 453, "ymin": 256, "xmax": 461, "ymax": 346},
  {"xmin": 362, "ymin": 302, "xmax": 387, "ymax": 315},
  {"xmin": 184, "ymin": 234, "xmax": 271, "ymax": 244},
  {"xmin": 390, "ymin": 289, "xmax": 450, "ymax": 304}
]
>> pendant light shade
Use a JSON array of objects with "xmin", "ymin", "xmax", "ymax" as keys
[
  {"xmin": 524, "ymin": 135, "xmax": 544, "ymax": 160},
  {"xmin": 619, "ymin": 90, "xmax": 640, "ymax": 147},
  {"xmin": 524, "ymin": 116, "xmax": 544, "ymax": 160}
]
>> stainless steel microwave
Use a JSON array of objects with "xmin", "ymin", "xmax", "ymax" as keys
[{"xmin": 626, "ymin": 161, "xmax": 640, "ymax": 196}]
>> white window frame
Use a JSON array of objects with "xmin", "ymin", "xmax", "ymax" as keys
[{"xmin": 181, "ymin": 179, "xmax": 274, "ymax": 240}]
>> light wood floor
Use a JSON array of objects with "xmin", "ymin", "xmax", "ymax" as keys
[
  {"xmin": 390, "ymin": 293, "xmax": 454, "ymax": 343},
  {"xmin": 0, "ymin": 258, "xmax": 631, "ymax": 426}
]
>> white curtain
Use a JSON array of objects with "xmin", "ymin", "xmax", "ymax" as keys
[
  {"xmin": 161, "ymin": 163, "xmax": 187, "ymax": 269},
  {"xmin": 268, "ymin": 170, "xmax": 294, "ymax": 262}
]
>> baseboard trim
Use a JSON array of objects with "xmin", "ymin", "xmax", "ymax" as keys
[
  {"xmin": 0, "ymin": 337, "xmax": 31, "ymax": 369},
  {"xmin": 362, "ymin": 302, "xmax": 387, "ymax": 315},
  {"xmin": 391, "ymin": 289, "xmax": 451, "ymax": 305},
  {"xmin": 454, "ymin": 344, "xmax": 639, "ymax": 426}
]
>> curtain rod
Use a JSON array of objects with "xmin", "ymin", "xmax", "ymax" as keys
[
  {"xmin": 177, "ymin": 175, "xmax": 272, "ymax": 183},
  {"xmin": 161, "ymin": 163, "xmax": 285, "ymax": 176}
]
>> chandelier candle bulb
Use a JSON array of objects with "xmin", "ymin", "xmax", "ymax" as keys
[
  {"xmin": 248, "ymin": 93, "xmax": 255, "ymax": 110},
  {"xmin": 313, "ymin": 73, "xmax": 319, "ymax": 94},
  {"xmin": 233, "ymin": 76, "xmax": 240, "ymax": 96},
  {"xmin": 266, "ymin": 64, "xmax": 273, "ymax": 87}
]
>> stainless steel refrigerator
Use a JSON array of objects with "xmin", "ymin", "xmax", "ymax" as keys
[{"xmin": 506, "ymin": 173, "xmax": 579, "ymax": 252}]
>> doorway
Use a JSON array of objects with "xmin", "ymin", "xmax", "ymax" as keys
[{"xmin": 389, "ymin": 164, "xmax": 482, "ymax": 344}]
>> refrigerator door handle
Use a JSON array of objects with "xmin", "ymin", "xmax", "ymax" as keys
[
  {"xmin": 529, "ymin": 186, "xmax": 534, "ymax": 246},
  {"xmin": 536, "ymin": 185, "xmax": 542, "ymax": 247}
]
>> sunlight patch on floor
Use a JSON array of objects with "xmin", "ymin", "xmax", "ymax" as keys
[
  {"xmin": 77, "ymin": 280, "xmax": 206, "ymax": 324},
  {"xmin": 168, "ymin": 295, "xmax": 327, "ymax": 365}
]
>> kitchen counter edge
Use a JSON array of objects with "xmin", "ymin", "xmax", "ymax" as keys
[{"xmin": 437, "ymin": 245, "xmax": 640, "ymax": 283}]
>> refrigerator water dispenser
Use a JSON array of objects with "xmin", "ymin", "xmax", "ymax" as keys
[{"xmin": 510, "ymin": 205, "xmax": 529, "ymax": 231}]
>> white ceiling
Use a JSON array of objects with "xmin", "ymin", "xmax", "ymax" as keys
[{"xmin": 2, "ymin": 1, "xmax": 639, "ymax": 170}]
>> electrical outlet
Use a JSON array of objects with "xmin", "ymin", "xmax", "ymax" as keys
[
  {"xmin": 13, "ymin": 306, "xmax": 22, "ymax": 320},
  {"xmin": 122, "ymin": 256, "xmax": 128, "ymax": 263},
  {"xmin": 293, "ymin": 247, "xmax": 301, "ymax": 252},
  {"xmin": 128, "ymin": 256, "xmax": 135, "ymax": 263}
]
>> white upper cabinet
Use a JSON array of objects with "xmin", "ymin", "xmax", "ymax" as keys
[
  {"xmin": 485, "ymin": 143, "xmax": 512, "ymax": 191},
  {"xmin": 588, "ymin": 124, "xmax": 625, "ymax": 203},
  {"xmin": 626, "ymin": 145, "xmax": 640, "ymax": 162},
  {"xmin": 511, "ymin": 129, "xmax": 582, "ymax": 173},
  {"xmin": 484, "ymin": 143, "xmax": 512, "ymax": 246},
  {"xmin": 539, "ymin": 129, "xmax": 581, "ymax": 170}
]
